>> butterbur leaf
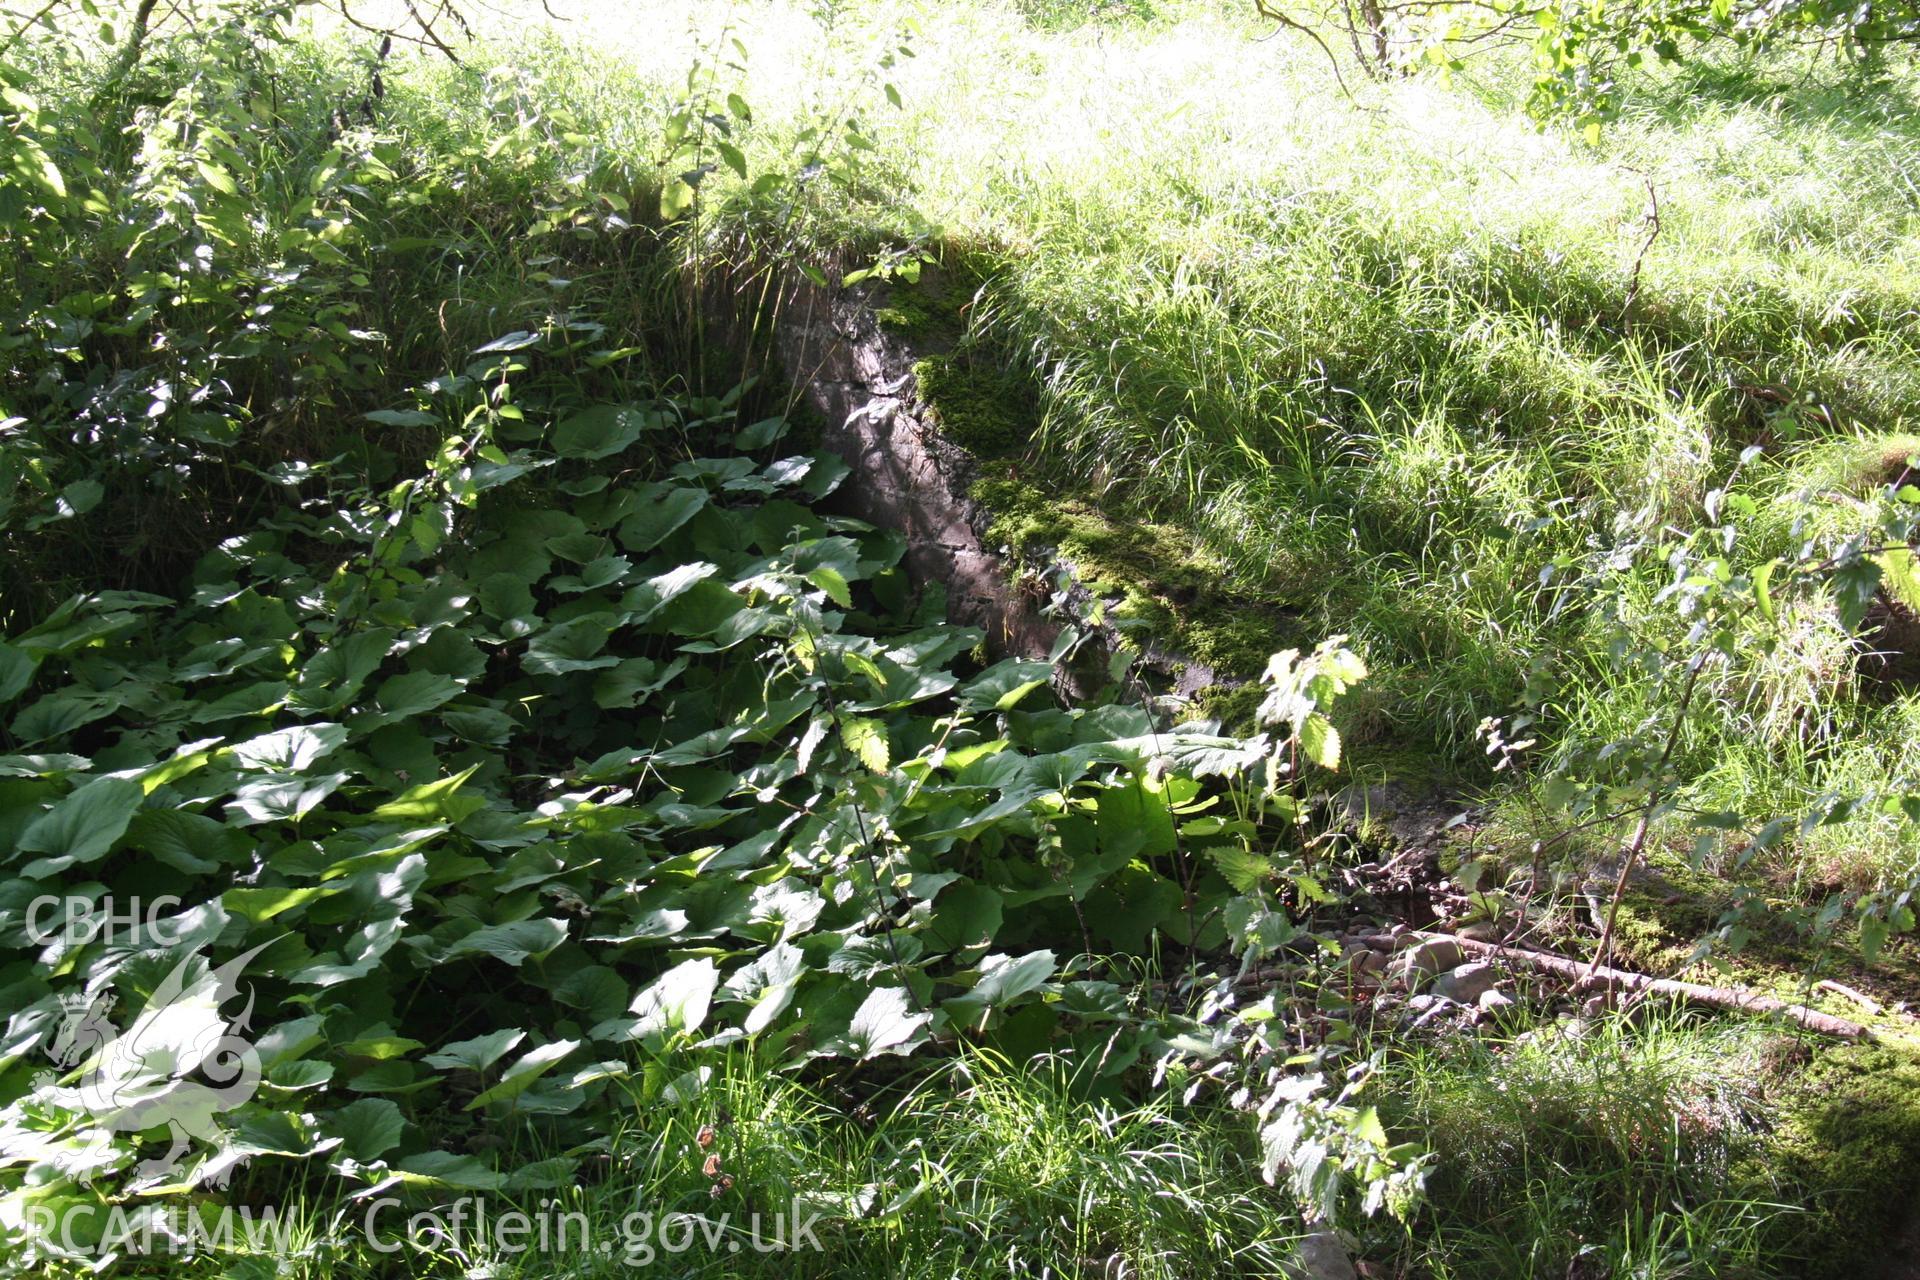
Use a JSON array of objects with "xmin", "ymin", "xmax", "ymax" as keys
[
  {"xmin": 363, "ymin": 409, "xmax": 438, "ymax": 427},
  {"xmin": 924, "ymin": 882, "xmax": 1003, "ymax": 953},
  {"xmin": 390, "ymin": 1152, "xmax": 506, "ymax": 1190},
  {"xmin": 475, "ymin": 330, "xmax": 541, "ymax": 353},
  {"xmin": 467, "ymin": 1040, "xmax": 581, "ymax": 1108},
  {"xmin": 723, "ymin": 942, "xmax": 806, "ymax": 1036},
  {"xmin": 128, "ymin": 808, "xmax": 247, "ymax": 873},
  {"xmin": 504, "ymin": 1158, "xmax": 581, "ymax": 1191},
  {"xmin": 291, "ymin": 916, "xmax": 408, "ymax": 986},
  {"xmin": 624, "ymin": 563, "xmax": 719, "ymax": 623},
  {"xmin": 524, "ymin": 614, "xmax": 620, "ymax": 675},
  {"xmin": 15, "ymin": 776, "xmax": 143, "ymax": 873},
  {"xmin": 370, "ymin": 767, "xmax": 484, "ymax": 823},
  {"xmin": 230, "ymin": 723, "xmax": 349, "ymax": 771},
  {"xmin": 265, "ymin": 1059, "xmax": 333, "ymax": 1090},
  {"xmin": 12, "ymin": 689, "xmax": 126, "ymax": 742},
  {"xmin": 444, "ymin": 918, "xmax": 570, "ymax": 966},
  {"xmin": 293, "ymin": 628, "xmax": 395, "ymax": 711},
  {"xmin": 1097, "ymin": 780, "xmax": 1175, "ymax": 859},
  {"xmin": 617, "ymin": 484, "xmax": 707, "ymax": 552},
  {"xmin": 0, "ymin": 642, "xmax": 36, "ymax": 704},
  {"xmin": 330, "ymin": 1098, "xmax": 406, "ymax": 1161},
  {"xmin": 423, "ymin": 1029, "xmax": 525, "ymax": 1072},
  {"xmin": 957, "ymin": 950, "xmax": 1057, "ymax": 1014},
  {"xmin": 337, "ymin": 1030, "xmax": 426, "ymax": 1060},
  {"xmin": 839, "ymin": 987, "xmax": 930, "ymax": 1059},
  {"xmin": 552, "ymin": 404, "xmax": 654, "ymax": 460},
  {"xmin": 626, "ymin": 957, "xmax": 719, "ymax": 1041},
  {"xmin": 554, "ymin": 966, "xmax": 629, "ymax": 1023},
  {"xmin": 746, "ymin": 879, "xmax": 826, "ymax": 939},
  {"xmin": 477, "ymin": 572, "xmax": 537, "ymax": 621},
  {"xmin": 224, "ymin": 885, "xmax": 331, "ymax": 923},
  {"xmin": 374, "ymin": 672, "xmax": 463, "ymax": 717},
  {"xmin": 960, "ymin": 659, "xmax": 1053, "ymax": 712},
  {"xmin": 736, "ymin": 416, "xmax": 787, "ymax": 449}
]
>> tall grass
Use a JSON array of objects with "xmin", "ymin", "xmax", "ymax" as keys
[
  {"xmin": 91, "ymin": 1051, "xmax": 1303, "ymax": 1279},
  {"xmin": 8, "ymin": 10, "xmax": 1909, "ymax": 1275},
  {"xmin": 397, "ymin": 0, "xmax": 1920, "ymax": 880}
]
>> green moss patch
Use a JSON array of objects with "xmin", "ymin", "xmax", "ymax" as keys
[
  {"xmin": 1181, "ymin": 680, "xmax": 1266, "ymax": 733},
  {"xmin": 872, "ymin": 254, "xmax": 988, "ymax": 342},
  {"xmin": 972, "ymin": 466, "xmax": 1300, "ymax": 691},
  {"xmin": 912, "ymin": 354, "xmax": 1036, "ymax": 455},
  {"xmin": 1764, "ymin": 1040, "xmax": 1920, "ymax": 1278},
  {"xmin": 874, "ymin": 281, "xmax": 956, "ymax": 340}
]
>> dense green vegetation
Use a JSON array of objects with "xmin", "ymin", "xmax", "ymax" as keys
[{"xmin": 6, "ymin": 0, "xmax": 1920, "ymax": 1276}]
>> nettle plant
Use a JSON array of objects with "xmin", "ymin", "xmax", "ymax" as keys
[{"xmin": 1488, "ymin": 446, "xmax": 1920, "ymax": 975}]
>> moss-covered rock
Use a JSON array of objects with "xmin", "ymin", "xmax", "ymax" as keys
[
  {"xmin": 912, "ymin": 354, "xmax": 1035, "ymax": 456},
  {"xmin": 1180, "ymin": 679, "xmax": 1265, "ymax": 733},
  {"xmin": 873, "ymin": 281, "xmax": 954, "ymax": 340},
  {"xmin": 972, "ymin": 466, "xmax": 1299, "ymax": 681},
  {"xmin": 871, "ymin": 253, "xmax": 987, "ymax": 342}
]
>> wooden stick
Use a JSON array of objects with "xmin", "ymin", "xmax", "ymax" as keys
[
  {"xmin": 1816, "ymin": 978, "xmax": 1885, "ymax": 1016},
  {"xmin": 1374, "ymin": 931, "xmax": 1873, "ymax": 1041}
]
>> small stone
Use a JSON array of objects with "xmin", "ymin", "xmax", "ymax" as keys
[
  {"xmin": 1286, "ymin": 1229, "xmax": 1358, "ymax": 1280},
  {"xmin": 1433, "ymin": 961, "xmax": 1500, "ymax": 1005},
  {"xmin": 1390, "ymin": 937, "xmax": 1464, "ymax": 988},
  {"xmin": 1349, "ymin": 949, "xmax": 1389, "ymax": 980},
  {"xmin": 1454, "ymin": 920, "xmax": 1502, "ymax": 943},
  {"xmin": 1581, "ymin": 994, "xmax": 1609, "ymax": 1019},
  {"xmin": 1477, "ymin": 988, "xmax": 1514, "ymax": 1012}
]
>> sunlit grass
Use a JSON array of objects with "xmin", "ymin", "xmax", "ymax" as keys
[{"xmin": 315, "ymin": 0, "xmax": 1920, "ymax": 883}]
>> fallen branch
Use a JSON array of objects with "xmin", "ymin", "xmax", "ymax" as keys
[
  {"xmin": 1816, "ymin": 978, "xmax": 1885, "ymax": 1016},
  {"xmin": 1379, "ymin": 930, "xmax": 1874, "ymax": 1040}
]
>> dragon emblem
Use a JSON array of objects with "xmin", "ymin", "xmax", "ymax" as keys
[{"xmin": 35, "ymin": 942, "xmax": 269, "ymax": 1188}]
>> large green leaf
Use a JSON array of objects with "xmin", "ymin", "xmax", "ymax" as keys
[
  {"xmin": 617, "ymin": 484, "xmax": 709, "ymax": 552},
  {"xmin": 0, "ymin": 643, "xmax": 37, "ymax": 705},
  {"xmin": 622, "ymin": 957, "xmax": 719, "ymax": 1041},
  {"xmin": 423, "ymin": 1029, "xmax": 526, "ymax": 1072},
  {"xmin": 15, "ymin": 777, "xmax": 143, "ymax": 874},
  {"xmin": 523, "ymin": 614, "xmax": 619, "ymax": 675},
  {"xmin": 551, "ymin": 404, "xmax": 655, "ymax": 459},
  {"xmin": 443, "ymin": 918, "xmax": 570, "ymax": 966},
  {"xmin": 467, "ymin": 1040, "xmax": 580, "ymax": 1108},
  {"xmin": 230, "ymin": 723, "xmax": 349, "ymax": 771},
  {"xmin": 949, "ymin": 951, "xmax": 1058, "ymax": 1024},
  {"xmin": 329, "ymin": 1098, "xmax": 407, "ymax": 1161},
  {"xmin": 834, "ymin": 987, "xmax": 931, "ymax": 1059}
]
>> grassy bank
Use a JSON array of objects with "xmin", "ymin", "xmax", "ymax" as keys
[
  {"xmin": 5, "ymin": 2, "xmax": 1920, "ymax": 1277},
  {"xmin": 386, "ymin": 0, "xmax": 1920, "ymax": 887}
]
